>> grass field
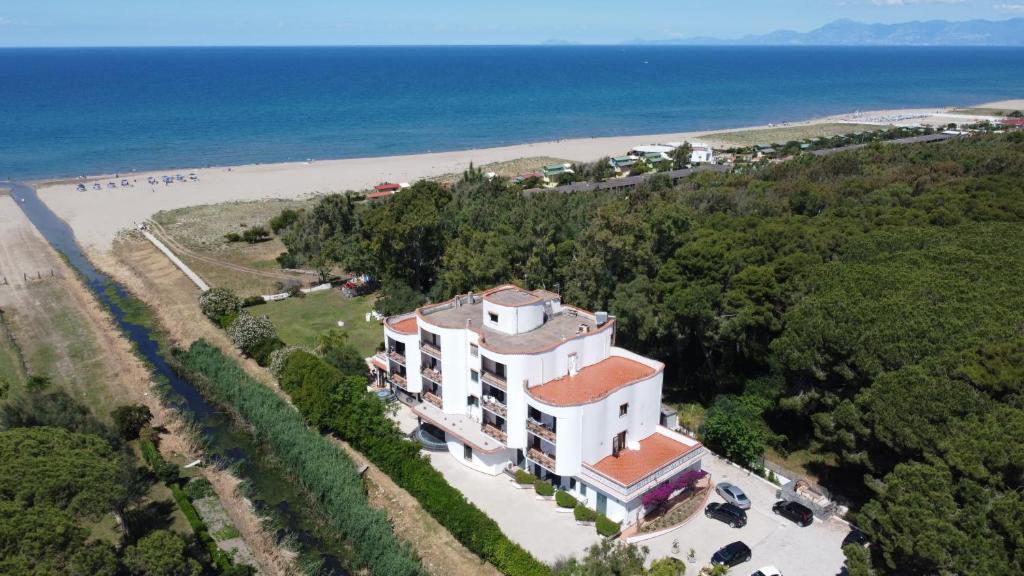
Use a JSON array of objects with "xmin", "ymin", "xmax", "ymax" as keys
[
  {"xmin": 705, "ymin": 122, "xmax": 888, "ymax": 148},
  {"xmin": 0, "ymin": 314, "xmax": 28, "ymax": 396},
  {"xmin": 433, "ymin": 156, "xmax": 572, "ymax": 184},
  {"xmin": 951, "ymin": 107, "xmax": 1024, "ymax": 117},
  {"xmin": 248, "ymin": 291, "xmax": 381, "ymax": 356}
]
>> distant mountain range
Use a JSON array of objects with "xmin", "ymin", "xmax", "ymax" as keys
[{"xmin": 633, "ymin": 18, "xmax": 1024, "ymax": 46}]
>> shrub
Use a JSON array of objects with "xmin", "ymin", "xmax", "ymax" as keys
[
  {"xmin": 228, "ymin": 313, "xmax": 278, "ymax": 357},
  {"xmin": 241, "ymin": 226, "xmax": 271, "ymax": 244},
  {"xmin": 183, "ymin": 478, "xmax": 215, "ymax": 500},
  {"xmin": 515, "ymin": 469, "xmax": 535, "ymax": 485},
  {"xmin": 534, "ymin": 479, "xmax": 555, "ymax": 497},
  {"xmin": 596, "ymin": 515, "xmax": 620, "ymax": 537},
  {"xmin": 574, "ymin": 504, "xmax": 598, "ymax": 522},
  {"xmin": 110, "ymin": 404, "xmax": 153, "ymax": 440},
  {"xmin": 199, "ymin": 287, "xmax": 241, "ymax": 322},
  {"xmin": 241, "ymin": 295, "xmax": 266, "ymax": 308},
  {"xmin": 555, "ymin": 490, "xmax": 577, "ymax": 509},
  {"xmin": 250, "ymin": 338, "xmax": 285, "ymax": 367},
  {"xmin": 155, "ymin": 460, "xmax": 180, "ymax": 484},
  {"xmin": 269, "ymin": 209, "xmax": 300, "ymax": 234},
  {"xmin": 223, "ymin": 232, "xmax": 242, "ymax": 242},
  {"xmin": 268, "ymin": 345, "xmax": 302, "ymax": 380}
]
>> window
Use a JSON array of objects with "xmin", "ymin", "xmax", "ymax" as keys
[
  {"xmin": 470, "ymin": 370, "xmax": 479, "ymax": 383},
  {"xmin": 467, "ymin": 395, "xmax": 478, "ymax": 407},
  {"xmin": 580, "ymin": 483, "xmax": 587, "ymax": 497},
  {"xmin": 464, "ymin": 444, "xmax": 473, "ymax": 461},
  {"xmin": 619, "ymin": 403, "xmax": 629, "ymax": 417},
  {"xmin": 612, "ymin": 431, "xmax": 627, "ymax": 457},
  {"xmin": 569, "ymin": 478, "xmax": 576, "ymax": 491},
  {"xmin": 470, "ymin": 344, "xmax": 479, "ymax": 357},
  {"xmin": 488, "ymin": 312, "xmax": 499, "ymax": 323}
]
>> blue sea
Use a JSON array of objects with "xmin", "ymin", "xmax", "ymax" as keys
[{"xmin": 2, "ymin": 46, "xmax": 1023, "ymax": 180}]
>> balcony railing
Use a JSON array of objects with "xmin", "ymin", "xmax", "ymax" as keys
[
  {"xmin": 481, "ymin": 370, "xmax": 507, "ymax": 391},
  {"xmin": 424, "ymin": 391, "xmax": 443, "ymax": 408},
  {"xmin": 528, "ymin": 448, "xmax": 556, "ymax": 471},
  {"xmin": 482, "ymin": 424, "xmax": 508, "ymax": 444},
  {"xmin": 388, "ymin": 350, "xmax": 406, "ymax": 365},
  {"xmin": 420, "ymin": 342, "xmax": 442, "ymax": 358},
  {"xmin": 421, "ymin": 367, "xmax": 443, "ymax": 384},
  {"xmin": 482, "ymin": 397, "xmax": 507, "ymax": 418},
  {"xmin": 391, "ymin": 373, "xmax": 408, "ymax": 388},
  {"xmin": 527, "ymin": 420, "xmax": 556, "ymax": 444}
]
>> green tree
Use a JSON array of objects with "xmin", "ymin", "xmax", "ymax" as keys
[
  {"xmin": 111, "ymin": 404, "xmax": 154, "ymax": 441},
  {"xmin": 701, "ymin": 396, "xmax": 767, "ymax": 467},
  {"xmin": 198, "ymin": 287, "xmax": 240, "ymax": 322},
  {"xmin": 123, "ymin": 530, "xmax": 202, "ymax": 576},
  {"xmin": 672, "ymin": 142, "xmax": 693, "ymax": 169},
  {"xmin": 843, "ymin": 543, "xmax": 876, "ymax": 576},
  {"xmin": 555, "ymin": 540, "xmax": 648, "ymax": 575},
  {"xmin": 314, "ymin": 329, "xmax": 366, "ymax": 376}
]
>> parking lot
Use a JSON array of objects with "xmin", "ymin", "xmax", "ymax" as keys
[{"xmin": 640, "ymin": 454, "xmax": 850, "ymax": 576}]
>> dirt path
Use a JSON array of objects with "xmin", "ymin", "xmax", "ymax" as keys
[{"xmin": 102, "ymin": 235, "xmax": 501, "ymax": 576}]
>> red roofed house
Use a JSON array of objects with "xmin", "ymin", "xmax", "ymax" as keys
[{"xmin": 379, "ymin": 284, "xmax": 705, "ymax": 527}]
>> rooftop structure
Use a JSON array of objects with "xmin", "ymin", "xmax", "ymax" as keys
[{"xmin": 375, "ymin": 284, "xmax": 704, "ymax": 527}]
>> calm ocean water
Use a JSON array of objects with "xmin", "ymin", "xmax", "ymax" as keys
[{"xmin": 2, "ymin": 46, "xmax": 1023, "ymax": 180}]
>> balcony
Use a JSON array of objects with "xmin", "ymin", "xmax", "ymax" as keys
[
  {"xmin": 388, "ymin": 350, "xmax": 406, "ymax": 365},
  {"xmin": 482, "ymin": 397, "xmax": 507, "ymax": 418},
  {"xmin": 482, "ymin": 424, "xmax": 508, "ymax": 444},
  {"xmin": 424, "ymin": 391, "xmax": 443, "ymax": 408},
  {"xmin": 420, "ymin": 342, "xmax": 442, "ymax": 358},
  {"xmin": 528, "ymin": 448, "xmax": 556, "ymax": 472},
  {"xmin": 481, "ymin": 370, "xmax": 507, "ymax": 391},
  {"xmin": 527, "ymin": 420, "xmax": 556, "ymax": 444},
  {"xmin": 391, "ymin": 373, "xmax": 408, "ymax": 389},
  {"xmin": 421, "ymin": 367, "xmax": 443, "ymax": 384}
]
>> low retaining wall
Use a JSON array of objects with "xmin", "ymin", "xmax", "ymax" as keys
[{"xmin": 140, "ymin": 228, "xmax": 210, "ymax": 292}]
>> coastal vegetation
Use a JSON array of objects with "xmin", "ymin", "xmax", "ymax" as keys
[
  {"xmin": 172, "ymin": 339, "xmax": 426, "ymax": 576},
  {"xmin": 273, "ymin": 132, "xmax": 1024, "ymax": 575}
]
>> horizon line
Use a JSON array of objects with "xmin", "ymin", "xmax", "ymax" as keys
[{"xmin": 3, "ymin": 43, "xmax": 1024, "ymax": 50}]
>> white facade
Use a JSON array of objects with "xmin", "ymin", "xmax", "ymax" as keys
[
  {"xmin": 380, "ymin": 285, "xmax": 704, "ymax": 526},
  {"xmin": 690, "ymin": 143, "xmax": 715, "ymax": 164}
]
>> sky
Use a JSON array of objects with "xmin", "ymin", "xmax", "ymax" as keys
[{"xmin": 1, "ymin": 0, "xmax": 1023, "ymax": 47}]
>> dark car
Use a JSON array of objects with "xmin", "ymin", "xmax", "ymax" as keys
[
  {"xmin": 842, "ymin": 528, "xmax": 870, "ymax": 548},
  {"xmin": 711, "ymin": 541, "xmax": 752, "ymax": 567},
  {"xmin": 772, "ymin": 500, "xmax": 814, "ymax": 526},
  {"xmin": 705, "ymin": 502, "xmax": 748, "ymax": 527}
]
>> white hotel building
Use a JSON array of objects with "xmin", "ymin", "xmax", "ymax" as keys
[{"xmin": 375, "ymin": 285, "xmax": 705, "ymax": 525}]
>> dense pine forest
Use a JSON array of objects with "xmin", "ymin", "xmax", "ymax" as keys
[{"xmin": 275, "ymin": 133, "xmax": 1024, "ymax": 575}]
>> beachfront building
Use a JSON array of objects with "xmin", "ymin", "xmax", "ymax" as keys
[
  {"xmin": 542, "ymin": 163, "xmax": 574, "ymax": 180},
  {"xmin": 689, "ymin": 143, "xmax": 715, "ymax": 164},
  {"xmin": 375, "ymin": 285, "xmax": 705, "ymax": 526}
]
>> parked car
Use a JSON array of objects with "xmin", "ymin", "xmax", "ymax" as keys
[
  {"xmin": 705, "ymin": 502, "xmax": 747, "ymax": 527},
  {"xmin": 751, "ymin": 567, "xmax": 782, "ymax": 576},
  {"xmin": 843, "ymin": 528, "xmax": 870, "ymax": 548},
  {"xmin": 716, "ymin": 482, "xmax": 751, "ymax": 509},
  {"xmin": 711, "ymin": 541, "xmax": 752, "ymax": 567},
  {"xmin": 772, "ymin": 500, "xmax": 814, "ymax": 526}
]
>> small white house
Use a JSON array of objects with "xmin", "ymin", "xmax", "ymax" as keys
[{"xmin": 690, "ymin": 143, "xmax": 715, "ymax": 165}]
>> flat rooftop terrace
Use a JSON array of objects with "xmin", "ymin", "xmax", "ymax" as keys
[{"xmin": 419, "ymin": 293, "xmax": 607, "ymax": 355}]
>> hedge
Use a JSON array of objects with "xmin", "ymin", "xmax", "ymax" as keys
[
  {"xmin": 174, "ymin": 341, "xmax": 425, "ymax": 576},
  {"xmin": 596, "ymin": 515, "xmax": 621, "ymax": 537},
  {"xmin": 533, "ymin": 479, "xmax": 555, "ymax": 497},
  {"xmin": 514, "ymin": 469, "xmax": 535, "ymax": 485},
  {"xmin": 277, "ymin": 349, "xmax": 551, "ymax": 576},
  {"xmin": 555, "ymin": 490, "xmax": 577, "ymax": 509},
  {"xmin": 574, "ymin": 504, "xmax": 597, "ymax": 523}
]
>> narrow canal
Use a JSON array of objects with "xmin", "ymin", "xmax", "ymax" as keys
[{"xmin": 9, "ymin": 182, "xmax": 350, "ymax": 576}]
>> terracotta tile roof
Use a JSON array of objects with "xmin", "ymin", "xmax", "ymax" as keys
[
  {"xmin": 390, "ymin": 317, "xmax": 418, "ymax": 335},
  {"xmin": 590, "ymin": 432, "xmax": 700, "ymax": 487},
  {"xmin": 526, "ymin": 356, "xmax": 657, "ymax": 406}
]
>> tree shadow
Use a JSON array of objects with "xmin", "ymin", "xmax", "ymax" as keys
[{"xmin": 123, "ymin": 499, "xmax": 177, "ymax": 544}]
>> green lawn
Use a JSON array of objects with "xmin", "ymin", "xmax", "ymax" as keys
[
  {"xmin": 0, "ymin": 316, "xmax": 27, "ymax": 397},
  {"xmin": 248, "ymin": 291, "xmax": 382, "ymax": 356}
]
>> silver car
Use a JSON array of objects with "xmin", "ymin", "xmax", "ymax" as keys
[{"xmin": 716, "ymin": 482, "xmax": 751, "ymax": 510}]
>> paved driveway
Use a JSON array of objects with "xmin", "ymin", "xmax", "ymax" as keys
[{"xmin": 640, "ymin": 454, "xmax": 850, "ymax": 576}]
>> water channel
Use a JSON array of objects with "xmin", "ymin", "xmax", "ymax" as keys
[{"xmin": 8, "ymin": 182, "xmax": 350, "ymax": 576}]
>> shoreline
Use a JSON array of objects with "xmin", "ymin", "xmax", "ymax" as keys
[{"xmin": 33, "ymin": 101, "xmax": 1020, "ymax": 251}]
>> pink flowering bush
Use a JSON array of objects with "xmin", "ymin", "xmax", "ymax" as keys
[{"xmin": 642, "ymin": 470, "xmax": 708, "ymax": 510}]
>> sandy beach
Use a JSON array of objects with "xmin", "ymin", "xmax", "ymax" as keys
[{"xmin": 35, "ymin": 103, "xmax": 1017, "ymax": 251}]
